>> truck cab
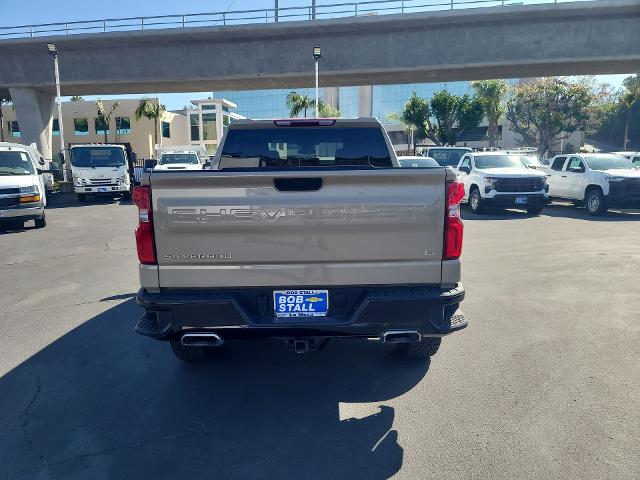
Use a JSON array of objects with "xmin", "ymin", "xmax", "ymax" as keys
[
  {"xmin": 456, "ymin": 151, "xmax": 549, "ymax": 214},
  {"xmin": 70, "ymin": 144, "xmax": 132, "ymax": 202},
  {"xmin": 422, "ymin": 146, "xmax": 472, "ymax": 167},
  {"xmin": 544, "ymin": 153, "xmax": 640, "ymax": 215},
  {"xmin": 154, "ymin": 146, "xmax": 208, "ymax": 171},
  {"xmin": 0, "ymin": 142, "xmax": 51, "ymax": 229}
]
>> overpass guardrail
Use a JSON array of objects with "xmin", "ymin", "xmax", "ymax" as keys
[{"xmin": 0, "ymin": 0, "xmax": 597, "ymax": 39}]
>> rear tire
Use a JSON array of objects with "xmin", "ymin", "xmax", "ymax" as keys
[
  {"xmin": 34, "ymin": 213, "xmax": 46, "ymax": 229},
  {"xmin": 169, "ymin": 338, "xmax": 217, "ymax": 362},
  {"xmin": 469, "ymin": 188, "xmax": 484, "ymax": 214},
  {"xmin": 585, "ymin": 188, "xmax": 607, "ymax": 216},
  {"xmin": 77, "ymin": 193, "xmax": 87, "ymax": 203},
  {"xmin": 397, "ymin": 337, "xmax": 441, "ymax": 358}
]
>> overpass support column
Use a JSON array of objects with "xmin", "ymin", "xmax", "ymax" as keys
[
  {"xmin": 324, "ymin": 87, "xmax": 339, "ymax": 110},
  {"xmin": 357, "ymin": 85, "xmax": 373, "ymax": 118},
  {"xmin": 9, "ymin": 87, "xmax": 54, "ymax": 159}
]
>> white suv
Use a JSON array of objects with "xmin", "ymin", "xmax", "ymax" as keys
[
  {"xmin": 456, "ymin": 151, "xmax": 549, "ymax": 214},
  {"xmin": 544, "ymin": 153, "xmax": 640, "ymax": 215}
]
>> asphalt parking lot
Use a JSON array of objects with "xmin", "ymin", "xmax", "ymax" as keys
[{"xmin": 0, "ymin": 195, "xmax": 639, "ymax": 480}]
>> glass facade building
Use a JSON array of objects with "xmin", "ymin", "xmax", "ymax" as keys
[{"xmin": 215, "ymin": 81, "xmax": 484, "ymax": 123}]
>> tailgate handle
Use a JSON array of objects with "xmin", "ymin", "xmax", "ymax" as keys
[{"xmin": 274, "ymin": 177, "xmax": 322, "ymax": 192}]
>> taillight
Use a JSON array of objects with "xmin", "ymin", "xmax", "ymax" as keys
[
  {"xmin": 132, "ymin": 186, "xmax": 156, "ymax": 265},
  {"xmin": 444, "ymin": 181, "xmax": 464, "ymax": 260}
]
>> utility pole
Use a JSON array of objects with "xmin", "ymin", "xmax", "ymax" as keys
[
  {"xmin": 312, "ymin": 0, "xmax": 316, "ymax": 19},
  {"xmin": 313, "ymin": 47, "xmax": 321, "ymax": 118},
  {"xmin": 47, "ymin": 43, "xmax": 69, "ymax": 181},
  {"xmin": 275, "ymin": 0, "xmax": 278, "ymax": 22}
]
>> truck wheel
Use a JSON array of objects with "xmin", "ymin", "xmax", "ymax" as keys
[
  {"xmin": 170, "ymin": 338, "xmax": 214, "ymax": 362},
  {"xmin": 34, "ymin": 213, "xmax": 46, "ymax": 229},
  {"xmin": 469, "ymin": 188, "xmax": 484, "ymax": 214},
  {"xmin": 77, "ymin": 193, "xmax": 87, "ymax": 203},
  {"xmin": 397, "ymin": 337, "xmax": 441, "ymax": 358},
  {"xmin": 526, "ymin": 206, "xmax": 544, "ymax": 215},
  {"xmin": 121, "ymin": 190, "xmax": 132, "ymax": 201},
  {"xmin": 585, "ymin": 189, "xmax": 607, "ymax": 216}
]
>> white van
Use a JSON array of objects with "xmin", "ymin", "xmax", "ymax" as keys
[
  {"xmin": 0, "ymin": 142, "xmax": 52, "ymax": 229},
  {"xmin": 154, "ymin": 146, "xmax": 208, "ymax": 171},
  {"xmin": 70, "ymin": 144, "xmax": 132, "ymax": 202}
]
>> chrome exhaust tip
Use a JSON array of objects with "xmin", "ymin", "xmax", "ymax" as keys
[
  {"xmin": 181, "ymin": 332, "xmax": 224, "ymax": 347},
  {"xmin": 380, "ymin": 330, "xmax": 422, "ymax": 343}
]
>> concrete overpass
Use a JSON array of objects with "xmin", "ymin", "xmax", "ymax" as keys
[{"xmin": 1, "ymin": 0, "xmax": 639, "ymax": 158}]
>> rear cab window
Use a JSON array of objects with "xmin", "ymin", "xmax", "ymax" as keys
[
  {"xmin": 429, "ymin": 148, "xmax": 470, "ymax": 167},
  {"xmin": 217, "ymin": 121, "xmax": 393, "ymax": 170}
]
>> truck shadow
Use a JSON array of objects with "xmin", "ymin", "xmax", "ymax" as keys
[
  {"xmin": 0, "ymin": 300, "xmax": 430, "ymax": 479},
  {"xmin": 461, "ymin": 204, "xmax": 537, "ymax": 221},
  {"xmin": 541, "ymin": 203, "xmax": 640, "ymax": 221},
  {"xmin": 461, "ymin": 203, "xmax": 639, "ymax": 222},
  {"xmin": 45, "ymin": 192, "xmax": 131, "ymax": 209}
]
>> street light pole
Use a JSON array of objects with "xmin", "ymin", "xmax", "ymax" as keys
[
  {"xmin": 313, "ymin": 46, "xmax": 321, "ymax": 118},
  {"xmin": 47, "ymin": 43, "xmax": 69, "ymax": 181}
]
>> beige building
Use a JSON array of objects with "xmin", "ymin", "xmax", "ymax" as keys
[
  {"xmin": 185, "ymin": 99, "xmax": 245, "ymax": 154},
  {"xmin": 1, "ymin": 97, "xmax": 243, "ymax": 159}
]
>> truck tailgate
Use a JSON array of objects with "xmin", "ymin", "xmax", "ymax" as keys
[{"xmin": 150, "ymin": 169, "xmax": 446, "ymax": 288}]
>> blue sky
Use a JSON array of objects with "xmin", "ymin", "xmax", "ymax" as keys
[{"xmin": 2, "ymin": 0, "xmax": 633, "ymax": 110}]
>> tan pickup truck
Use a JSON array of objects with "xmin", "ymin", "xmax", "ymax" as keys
[{"xmin": 133, "ymin": 118, "xmax": 467, "ymax": 362}]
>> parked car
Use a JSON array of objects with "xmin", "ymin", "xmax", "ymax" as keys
[
  {"xmin": 154, "ymin": 146, "xmax": 208, "ymax": 171},
  {"xmin": 456, "ymin": 151, "xmax": 549, "ymax": 214},
  {"xmin": 133, "ymin": 118, "xmax": 467, "ymax": 362},
  {"xmin": 70, "ymin": 144, "xmax": 133, "ymax": 202},
  {"xmin": 398, "ymin": 156, "xmax": 439, "ymax": 168},
  {"xmin": 422, "ymin": 147, "xmax": 472, "ymax": 167},
  {"xmin": 544, "ymin": 153, "xmax": 640, "ymax": 215},
  {"xmin": 0, "ymin": 142, "xmax": 56, "ymax": 229}
]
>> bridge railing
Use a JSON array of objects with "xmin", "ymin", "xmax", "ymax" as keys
[{"xmin": 0, "ymin": 0, "xmax": 593, "ymax": 39}]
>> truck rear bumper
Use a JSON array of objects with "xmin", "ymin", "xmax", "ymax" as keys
[{"xmin": 135, "ymin": 284, "xmax": 467, "ymax": 340}]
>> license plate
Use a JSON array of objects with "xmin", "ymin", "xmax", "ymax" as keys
[
  {"xmin": 274, "ymin": 290, "xmax": 329, "ymax": 318},
  {"xmin": 97, "ymin": 187, "xmax": 107, "ymax": 192},
  {"xmin": 515, "ymin": 196, "xmax": 527, "ymax": 205}
]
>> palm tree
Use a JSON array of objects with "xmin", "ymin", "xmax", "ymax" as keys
[
  {"xmin": 620, "ymin": 75, "xmax": 640, "ymax": 149},
  {"xmin": 286, "ymin": 92, "xmax": 314, "ymax": 118},
  {"xmin": 286, "ymin": 92, "xmax": 341, "ymax": 118},
  {"xmin": 134, "ymin": 98, "xmax": 166, "ymax": 148},
  {"xmin": 471, "ymin": 79, "xmax": 508, "ymax": 148},
  {"xmin": 96, "ymin": 99, "xmax": 119, "ymax": 143}
]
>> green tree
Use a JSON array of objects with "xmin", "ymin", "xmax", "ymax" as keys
[
  {"xmin": 506, "ymin": 77, "xmax": 594, "ymax": 157},
  {"xmin": 318, "ymin": 101, "xmax": 341, "ymax": 118},
  {"xmin": 394, "ymin": 92, "xmax": 433, "ymax": 152},
  {"xmin": 134, "ymin": 98, "xmax": 166, "ymax": 148},
  {"xmin": 454, "ymin": 94, "xmax": 484, "ymax": 144},
  {"xmin": 430, "ymin": 90, "xmax": 484, "ymax": 145},
  {"xmin": 70, "ymin": 95, "xmax": 84, "ymax": 102},
  {"xmin": 95, "ymin": 99, "xmax": 119, "ymax": 143},
  {"xmin": 620, "ymin": 74, "xmax": 640, "ymax": 150},
  {"xmin": 286, "ymin": 92, "xmax": 340, "ymax": 118},
  {"xmin": 286, "ymin": 92, "xmax": 314, "ymax": 118},
  {"xmin": 471, "ymin": 79, "xmax": 508, "ymax": 148}
]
